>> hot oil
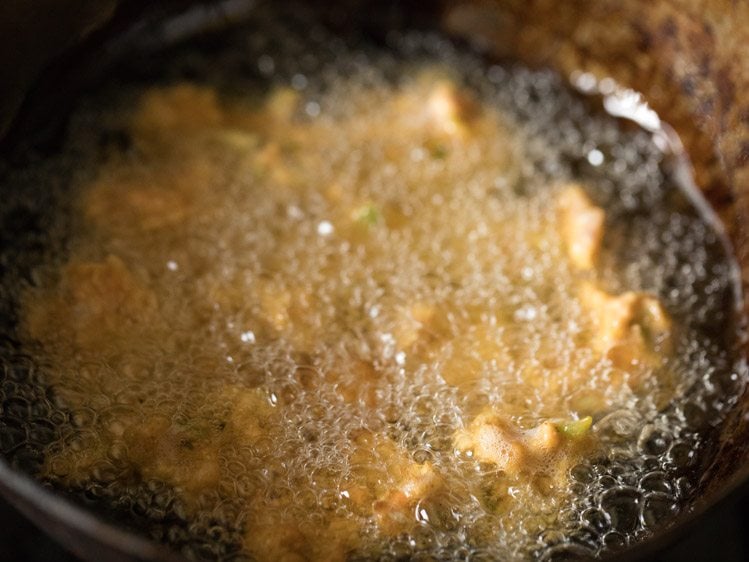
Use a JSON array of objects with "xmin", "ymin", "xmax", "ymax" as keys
[{"xmin": 0, "ymin": 3, "xmax": 745, "ymax": 561}]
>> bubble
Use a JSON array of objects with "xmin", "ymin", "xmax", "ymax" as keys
[
  {"xmin": 587, "ymin": 149, "xmax": 604, "ymax": 166},
  {"xmin": 600, "ymin": 488, "xmax": 641, "ymax": 534},
  {"xmin": 665, "ymin": 441, "xmax": 696, "ymax": 470},
  {"xmin": 638, "ymin": 471, "xmax": 672, "ymax": 494},
  {"xmin": 317, "ymin": 221, "xmax": 334, "ymax": 236},
  {"xmin": 637, "ymin": 425, "xmax": 671, "ymax": 455},
  {"xmin": 291, "ymin": 73, "xmax": 309, "ymax": 90},
  {"xmin": 640, "ymin": 492, "xmax": 678, "ymax": 528},
  {"xmin": 257, "ymin": 54, "xmax": 275, "ymax": 75},
  {"xmin": 540, "ymin": 543, "xmax": 596, "ymax": 561},
  {"xmin": 602, "ymin": 531, "xmax": 626, "ymax": 550}
]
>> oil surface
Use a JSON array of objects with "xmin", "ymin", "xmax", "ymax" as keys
[{"xmin": 0, "ymin": 4, "xmax": 745, "ymax": 561}]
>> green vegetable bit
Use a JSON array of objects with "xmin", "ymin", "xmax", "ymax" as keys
[
  {"xmin": 555, "ymin": 416, "xmax": 592, "ymax": 439},
  {"xmin": 352, "ymin": 203, "xmax": 380, "ymax": 226},
  {"xmin": 430, "ymin": 144, "xmax": 449, "ymax": 159}
]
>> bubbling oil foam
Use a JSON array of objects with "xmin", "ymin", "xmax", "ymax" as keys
[{"xmin": 0, "ymin": 3, "xmax": 745, "ymax": 561}]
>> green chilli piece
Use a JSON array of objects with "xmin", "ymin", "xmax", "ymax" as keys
[
  {"xmin": 430, "ymin": 144, "xmax": 449, "ymax": 159},
  {"xmin": 555, "ymin": 416, "xmax": 593, "ymax": 439},
  {"xmin": 353, "ymin": 203, "xmax": 380, "ymax": 226}
]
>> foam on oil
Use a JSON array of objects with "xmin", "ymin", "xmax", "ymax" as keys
[{"xmin": 0, "ymin": 3, "xmax": 745, "ymax": 561}]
